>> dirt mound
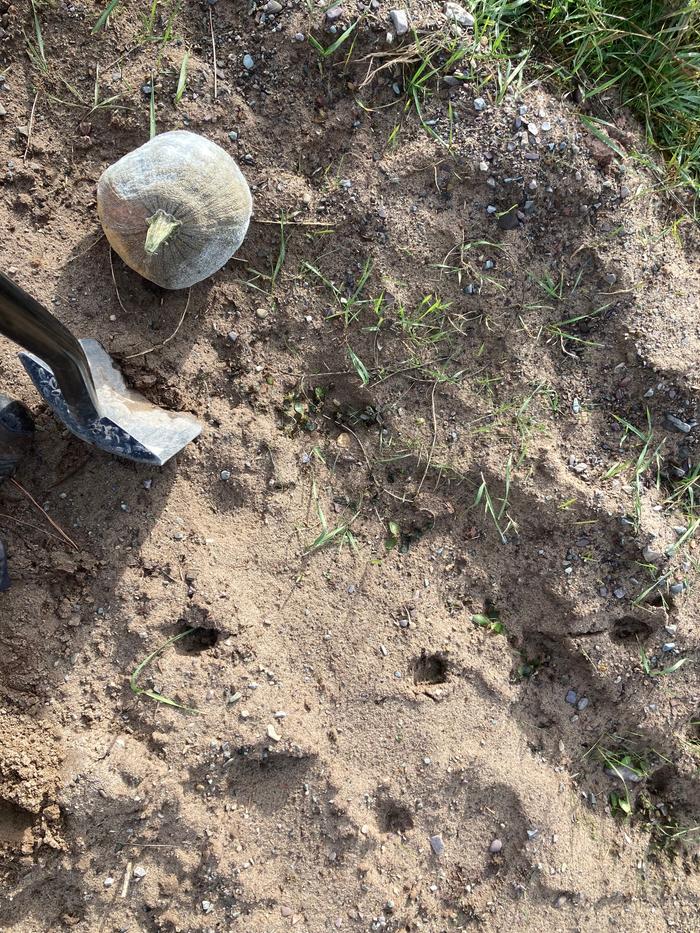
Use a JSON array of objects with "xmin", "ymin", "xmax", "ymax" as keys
[{"xmin": 0, "ymin": 2, "xmax": 699, "ymax": 931}]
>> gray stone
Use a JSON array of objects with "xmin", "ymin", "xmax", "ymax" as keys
[
  {"xmin": 497, "ymin": 207, "xmax": 519, "ymax": 230},
  {"xmin": 577, "ymin": 697, "xmax": 589, "ymax": 711},
  {"xmin": 265, "ymin": 0, "xmax": 283, "ymax": 11},
  {"xmin": 666, "ymin": 413, "xmax": 695, "ymax": 433},
  {"xmin": 389, "ymin": 9, "xmax": 410, "ymax": 35},
  {"xmin": 565, "ymin": 690, "xmax": 577, "ymax": 705},
  {"xmin": 473, "ymin": 97, "xmax": 487, "ymax": 111},
  {"xmin": 489, "ymin": 838, "xmax": 502, "ymax": 853},
  {"xmin": 326, "ymin": 5, "xmax": 343, "ymax": 22},
  {"xmin": 429, "ymin": 834, "xmax": 445, "ymax": 856},
  {"xmin": 444, "ymin": 2, "xmax": 474, "ymax": 28},
  {"xmin": 243, "ymin": 54, "xmax": 255, "ymax": 70}
]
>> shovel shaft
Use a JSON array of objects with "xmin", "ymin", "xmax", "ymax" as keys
[{"xmin": 0, "ymin": 271, "xmax": 100, "ymax": 423}]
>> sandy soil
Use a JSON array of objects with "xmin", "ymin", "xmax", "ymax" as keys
[{"xmin": 1, "ymin": 2, "xmax": 699, "ymax": 931}]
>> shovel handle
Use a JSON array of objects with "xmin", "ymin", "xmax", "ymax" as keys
[{"xmin": 0, "ymin": 271, "xmax": 100, "ymax": 423}]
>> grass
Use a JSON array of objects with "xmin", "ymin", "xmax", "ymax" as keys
[
  {"xmin": 174, "ymin": 50, "xmax": 189, "ymax": 104},
  {"xmin": 521, "ymin": 0, "xmax": 700, "ymax": 195},
  {"xmin": 26, "ymin": 0, "xmax": 47, "ymax": 74},
  {"xmin": 308, "ymin": 19, "xmax": 359, "ymax": 62},
  {"xmin": 130, "ymin": 627, "xmax": 199, "ymax": 713},
  {"xmin": 305, "ymin": 480, "xmax": 360, "ymax": 555},
  {"xmin": 474, "ymin": 459, "xmax": 517, "ymax": 543},
  {"xmin": 93, "ymin": 0, "xmax": 121, "ymax": 34},
  {"xmin": 608, "ymin": 411, "xmax": 663, "ymax": 534},
  {"xmin": 639, "ymin": 641, "xmax": 688, "ymax": 678}
]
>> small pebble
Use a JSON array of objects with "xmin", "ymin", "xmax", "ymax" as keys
[
  {"xmin": 220, "ymin": 470, "xmax": 231, "ymax": 481},
  {"xmin": 243, "ymin": 54, "xmax": 255, "ymax": 70},
  {"xmin": 326, "ymin": 6, "xmax": 343, "ymax": 22},
  {"xmin": 104, "ymin": 877, "xmax": 114, "ymax": 888},
  {"xmin": 429, "ymin": 834, "xmax": 445, "ymax": 856},
  {"xmin": 266, "ymin": 0, "xmax": 283, "ymax": 11},
  {"xmin": 489, "ymin": 838, "xmax": 502, "ymax": 853},
  {"xmin": 565, "ymin": 689, "xmax": 577, "ymax": 705},
  {"xmin": 577, "ymin": 697, "xmax": 589, "ymax": 712},
  {"xmin": 473, "ymin": 97, "xmax": 486, "ymax": 111},
  {"xmin": 133, "ymin": 866, "xmax": 147, "ymax": 879}
]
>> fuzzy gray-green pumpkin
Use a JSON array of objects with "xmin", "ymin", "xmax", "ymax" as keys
[{"xmin": 97, "ymin": 131, "xmax": 252, "ymax": 290}]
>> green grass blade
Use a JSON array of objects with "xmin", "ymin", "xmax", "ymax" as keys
[
  {"xmin": 129, "ymin": 627, "xmax": 199, "ymax": 713},
  {"xmin": 175, "ymin": 51, "xmax": 189, "ymax": 104},
  {"xmin": 93, "ymin": 0, "xmax": 121, "ymax": 34},
  {"xmin": 149, "ymin": 80, "xmax": 156, "ymax": 139}
]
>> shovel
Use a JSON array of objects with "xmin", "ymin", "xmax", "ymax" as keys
[{"xmin": 0, "ymin": 271, "xmax": 201, "ymax": 466}]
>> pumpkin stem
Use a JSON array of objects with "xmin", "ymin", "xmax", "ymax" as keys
[{"xmin": 145, "ymin": 210, "xmax": 181, "ymax": 255}]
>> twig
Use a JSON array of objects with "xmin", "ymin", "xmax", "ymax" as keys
[
  {"xmin": 415, "ymin": 381, "xmax": 439, "ymax": 499},
  {"xmin": 0, "ymin": 512, "xmax": 68, "ymax": 545},
  {"xmin": 9, "ymin": 478, "xmax": 79, "ymax": 551},
  {"xmin": 122, "ymin": 288, "xmax": 192, "ymax": 359},
  {"xmin": 66, "ymin": 232, "xmax": 105, "ymax": 263},
  {"xmin": 109, "ymin": 248, "xmax": 129, "ymax": 314},
  {"xmin": 252, "ymin": 217, "xmax": 336, "ymax": 227},
  {"xmin": 209, "ymin": 8, "xmax": 218, "ymax": 100},
  {"xmin": 120, "ymin": 861, "xmax": 133, "ymax": 898},
  {"xmin": 23, "ymin": 91, "xmax": 39, "ymax": 163}
]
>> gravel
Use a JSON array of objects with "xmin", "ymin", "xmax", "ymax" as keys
[
  {"xmin": 243, "ymin": 54, "xmax": 255, "ymax": 71},
  {"xmin": 473, "ymin": 97, "xmax": 487, "ymax": 111},
  {"xmin": 565, "ymin": 689, "xmax": 577, "ymax": 705},
  {"xmin": 489, "ymin": 838, "xmax": 503, "ymax": 853}
]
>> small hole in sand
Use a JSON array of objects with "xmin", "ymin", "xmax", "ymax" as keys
[
  {"xmin": 380, "ymin": 802, "xmax": 414, "ymax": 834},
  {"xmin": 611, "ymin": 617, "xmax": 653, "ymax": 642},
  {"xmin": 412, "ymin": 651, "xmax": 448, "ymax": 685},
  {"xmin": 180, "ymin": 627, "xmax": 219, "ymax": 654}
]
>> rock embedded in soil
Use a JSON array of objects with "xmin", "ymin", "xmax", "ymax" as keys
[
  {"xmin": 429, "ymin": 834, "xmax": 445, "ymax": 856},
  {"xmin": 489, "ymin": 838, "xmax": 503, "ymax": 853},
  {"xmin": 389, "ymin": 9, "xmax": 410, "ymax": 35},
  {"xmin": 444, "ymin": 2, "xmax": 474, "ymax": 27},
  {"xmin": 473, "ymin": 97, "xmax": 487, "ymax": 111}
]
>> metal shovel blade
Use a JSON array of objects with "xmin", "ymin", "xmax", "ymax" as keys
[{"xmin": 20, "ymin": 339, "xmax": 201, "ymax": 466}]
